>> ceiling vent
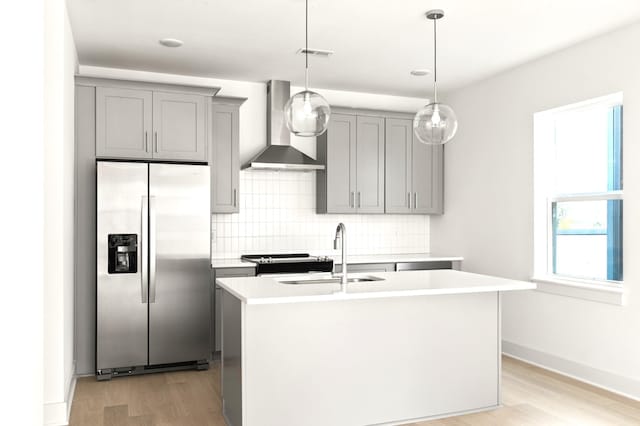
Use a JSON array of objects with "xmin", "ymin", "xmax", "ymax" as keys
[{"xmin": 297, "ymin": 48, "xmax": 334, "ymax": 57}]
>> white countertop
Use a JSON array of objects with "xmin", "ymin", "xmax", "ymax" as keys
[
  {"xmin": 216, "ymin": 269, "xmax": 536, "ymax": 305},
  {"xmin": 210, "ymin": 258, "xmax": 256, "ymax": 268},
  {"xmin": 211, "ymin": 253, "xmax": 462, "ymax": 269}
]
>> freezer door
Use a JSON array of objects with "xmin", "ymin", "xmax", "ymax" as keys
[
  {"xmin": 148, "ymin": 163, "xmax": 211, "ymax": 364},
  {"xmin": 96, "ymin": 161, "xmax": 149, "ymax": 370}
]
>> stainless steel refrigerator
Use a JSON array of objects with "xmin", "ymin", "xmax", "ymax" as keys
[{"xmin": 96, "ymin": 161, "xmax": 210, "ymax": 380}]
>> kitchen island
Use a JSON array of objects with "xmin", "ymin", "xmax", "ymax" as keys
[{"xmin": 216, "ymin": 269, "xmax": 535, "ymax": 426}]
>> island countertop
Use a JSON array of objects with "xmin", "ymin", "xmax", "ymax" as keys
[{"xmin": 216, "ymin": 269, "xmax": 536, "ymax": 305}]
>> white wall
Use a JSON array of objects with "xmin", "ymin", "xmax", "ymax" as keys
[
  {"xmin": 431, "ymin": 22, "xmax": 640, "ymax": 397},
  {"xmin": 44, "ymin": 0, "xmax": 78, "ymax": 424},
  {"xmin": 0, "ymin": 1, "xmax": 45, "ymax": 424}
]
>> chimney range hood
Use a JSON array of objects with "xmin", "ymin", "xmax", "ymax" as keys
[{"xmin": 241, "ymin": 80, "xmax": 325, "ymax": 171}]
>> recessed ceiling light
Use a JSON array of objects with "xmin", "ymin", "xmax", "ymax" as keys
[
  {"xmin": 410, "ymin": 69, "xmax": 431, "ymax": 76},
  {"xmin": 159, "ymin": 38, "xmax": 183, "ymax": 48}
]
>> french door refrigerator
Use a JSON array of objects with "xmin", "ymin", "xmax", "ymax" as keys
[{"xmin": 96, "ymin": 161, "xmax": 210, "ymax": 380}]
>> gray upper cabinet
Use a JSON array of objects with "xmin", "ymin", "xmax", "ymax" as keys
[
  {"xmin": 318, "ymin": 113, "xmax": 357, "ymax": 213},
  {"xmin": 210, "ymin": 98, "xmax": 245, "ymax": 213},
  {"xmin": 412, "ymin": 133, "xmax": 443, "ymax": 214},
  {"xmin": 152, "ymin": 92, "xmax": 207, "ymax": 162},
  {"xmin": 384, "ymin": 117, "xmax": 444, "ymax": 214},
  {"xmin": 90, "ymin": 78, "xmax": 220, "ymax": 163},
  {"xmin": 317, "ymin": 112, "xmax": 384, "ymax": 214},
  {"xmin": 385, "ymin": 118, "xmax": 413, "ymax": 213},
  {"xmin": 96, "ymin": 87, "xmax": 153, "ymax": 159},
  {"xmin": 355, "ymin": 116, "xmax": 385, "ymax": 213}
]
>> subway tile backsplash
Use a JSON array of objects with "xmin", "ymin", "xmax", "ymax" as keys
[{"xmin": 211, "ymin": 170, "xmax": 429, "ymax": 259}]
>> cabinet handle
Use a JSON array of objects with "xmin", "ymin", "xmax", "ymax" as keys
[
  {"xmin": 233, "ymin": 189, "xmax": 237, "ymax": 208},
  {"xmin": 407, "ymin": 192, "xmax": 411, "ymax": 208},
  {"xmin": 145, "ymin": 132, "xmax": 148, "ymax": 152},
  {"xmin": 154, "ymin": 132, "xmax": 158, "ymax": 153},
  {"xmin": 414, "ymin": 192, "xmax": 418, "ymax": 209},
  {"xmin": 350, "ymin": 191, "xmax": 355, "ymax": 208},
  {"xmin": 357, "ymin": 192, "xmax": 361, "ymax": 208}
]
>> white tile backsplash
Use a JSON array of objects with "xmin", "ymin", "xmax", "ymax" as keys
[{"xmin": 211, "ymin": 170, "xmax": 429, "ymax": 258}]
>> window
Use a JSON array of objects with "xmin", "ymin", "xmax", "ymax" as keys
[{"xmin": 533, "ymin": 93, "xmax": 623, "ymax": 299}]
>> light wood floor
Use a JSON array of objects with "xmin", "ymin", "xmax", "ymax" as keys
[{"xmin": 69, "ymin": 356, "xmax": 640, "ymax": 425}]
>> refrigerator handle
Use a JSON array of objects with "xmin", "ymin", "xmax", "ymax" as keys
[
  {"xmin": 149, "ymin": 196, "xmax": 157, "ymax": 303},
  {"xmin": 141, "ymin": 196, "xmax": 148, "ymax": 303}
]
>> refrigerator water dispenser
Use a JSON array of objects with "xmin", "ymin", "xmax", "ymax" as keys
[{"xmin": 108, "ymin": 234, "xmax": 138, "ymax": 274}]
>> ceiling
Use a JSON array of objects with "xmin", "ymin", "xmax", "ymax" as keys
[{"xmin": 67, "ymin": 0, "xmax": 640, "ymax": 97}]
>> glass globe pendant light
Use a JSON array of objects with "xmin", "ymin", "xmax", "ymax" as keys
[
  {"xmin": 284, "ymin": 0, "xmax": 331, "ymax": 137},
  {"xmin": 414, "ymin": 9, "xmax": 458, "ymax": 145}
]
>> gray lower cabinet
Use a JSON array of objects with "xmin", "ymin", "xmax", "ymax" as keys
[
  {"xmin": 396, "ymin": 261, "xmax": 457, "ymax": 271},
  {"xmin": 96, "ymin": 87, "xmax": 153, "ymax": 159},
  {"xmin": 210, "ymin": 97, "xmax": 246, "ymax": 213},
  {"xmin": 152, "ymin": 91, "xmax": 207, "ymax": 162},
  {"xmin": 334, "ymin": 263, "xmax": 395, "ymax": 274},
  {"xmin": 317, "ymin": 113, "xmax": 384, "ymax": 213},
  {"xmin": 385, "ymin": 117, "xmax": 444, "ymax": 214},
  {"xmin": 211, "ymin": 266, "xmax": 255, "ymax": 356}
]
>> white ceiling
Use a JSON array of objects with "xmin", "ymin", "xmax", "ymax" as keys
[{"xmin": 67, "ymin": 0, "xmax": 640, "ymax": 97}]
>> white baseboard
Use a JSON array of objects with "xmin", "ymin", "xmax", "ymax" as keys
[
  {"xmin": 44, "ymin": 374, "xmax": 77, "ymax": 426},
  {"xmin": 503, "ymin": 340, "xmax": 640, "ymax": 401}
]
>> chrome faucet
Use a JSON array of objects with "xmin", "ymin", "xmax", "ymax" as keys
[{"xmin": 334, "ymin": 223, "xmax": 347, "ymax": 290}]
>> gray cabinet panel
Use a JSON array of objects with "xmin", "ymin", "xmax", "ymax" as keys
[
  {"xmin": 413, "ymin": 136, "xmax": 444, "ymax": 214},
  {"xmin": 96, "ymin": 87, "xmax": 152, "ymax": 159},
  {"xmin": 215, "ymin": 288, "xmax": 222, "ymax": 352},
  {"xmin": 152, "ymin": 92, "xmax": 206, "ymax": 162},
  {"xmin": 211, "ymin": 103, "xmax": 240, "ymax": 213},
  {"xmin": 356, "ymin": 116, "xmax": 385, "ymax": 213},
  {"xmin": 385, "ymin": 118, "xmax": 412, "ymax": 213},
  {"xmin": 325, "ymin": 114, "xmax": 357, "ymax": 213},
  {"xmin": 75, "ymin": 85, "xmax": 97, "ymax": 374},
  {"xmin": 318, "ymin": 108, "xmax": 443, "ymax": 215},
  {"xmin": 212, "ymin": 266, "xmax": 255, "ymax": 356}
]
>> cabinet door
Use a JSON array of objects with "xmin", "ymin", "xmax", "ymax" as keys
[
  {"xmin": 356, "ymin": 115, "xmax": 385, "ymax": 213},
  {"xmin": 152, "ymin": 92, "xmax": 206, "ymax": 162},
  {"xmin": 326, "ymin": 114, "xmax": 357, "ymax": 213},
  {"xmin": 211, "ymin": 103, "xmax": 240, "ymax": 213},
  {"xmin": 385, "ymin": 118, "xmax": 413, "ymax": 213},
  {"xmin": 412, "ymin": 136, "xmax": 444, "ymax": 214},
  {"xmin": 96, "ymin": 87, "xmax": 152, "ymax": 159}
]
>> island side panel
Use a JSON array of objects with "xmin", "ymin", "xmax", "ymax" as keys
[
  {"xmin": 243, "ymin": 292, "xmax": 499, "ymax": 426},
  {"xmin": 222, "ymin": 290, "xmax": 243, "ymax": 426}
]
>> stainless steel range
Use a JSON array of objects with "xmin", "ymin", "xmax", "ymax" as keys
[{"xmin": 241, "ymin": 253, "xmax": 333, "ymax": 275}]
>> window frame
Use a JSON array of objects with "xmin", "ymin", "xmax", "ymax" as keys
[{"xmin": 532, "ymin": 93, "xmax": 624, "ymax": 305}]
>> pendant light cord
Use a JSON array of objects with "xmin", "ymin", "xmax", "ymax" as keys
[
  {"xmin": 305, "ymin": 0, "xmax": 309, "ymax": 91},
  {"xmin": 433, "ymin": 17, "xmax": 438, "ymax": 103}
]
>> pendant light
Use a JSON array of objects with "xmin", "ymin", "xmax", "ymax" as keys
[
  {"xmin": 284, "ymin": 0, "xmax": 331, "ymax": 137},
  {"xmin": 413, "ymin": 9, "xmax": 458, "ymax": 145}
]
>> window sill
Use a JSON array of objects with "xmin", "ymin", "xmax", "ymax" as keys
[{"xmin": 531, "ymin": 275, "xmax": 625, "ymax": 305}]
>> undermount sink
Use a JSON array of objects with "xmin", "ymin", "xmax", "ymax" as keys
[{"xmin": 278, "ymin": 275, "xmax": 385, "ymax": 285}]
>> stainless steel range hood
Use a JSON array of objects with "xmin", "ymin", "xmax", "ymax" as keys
[{"xmin": 241, "ymin": 80, "xmax": 325, "ymax": 171}]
